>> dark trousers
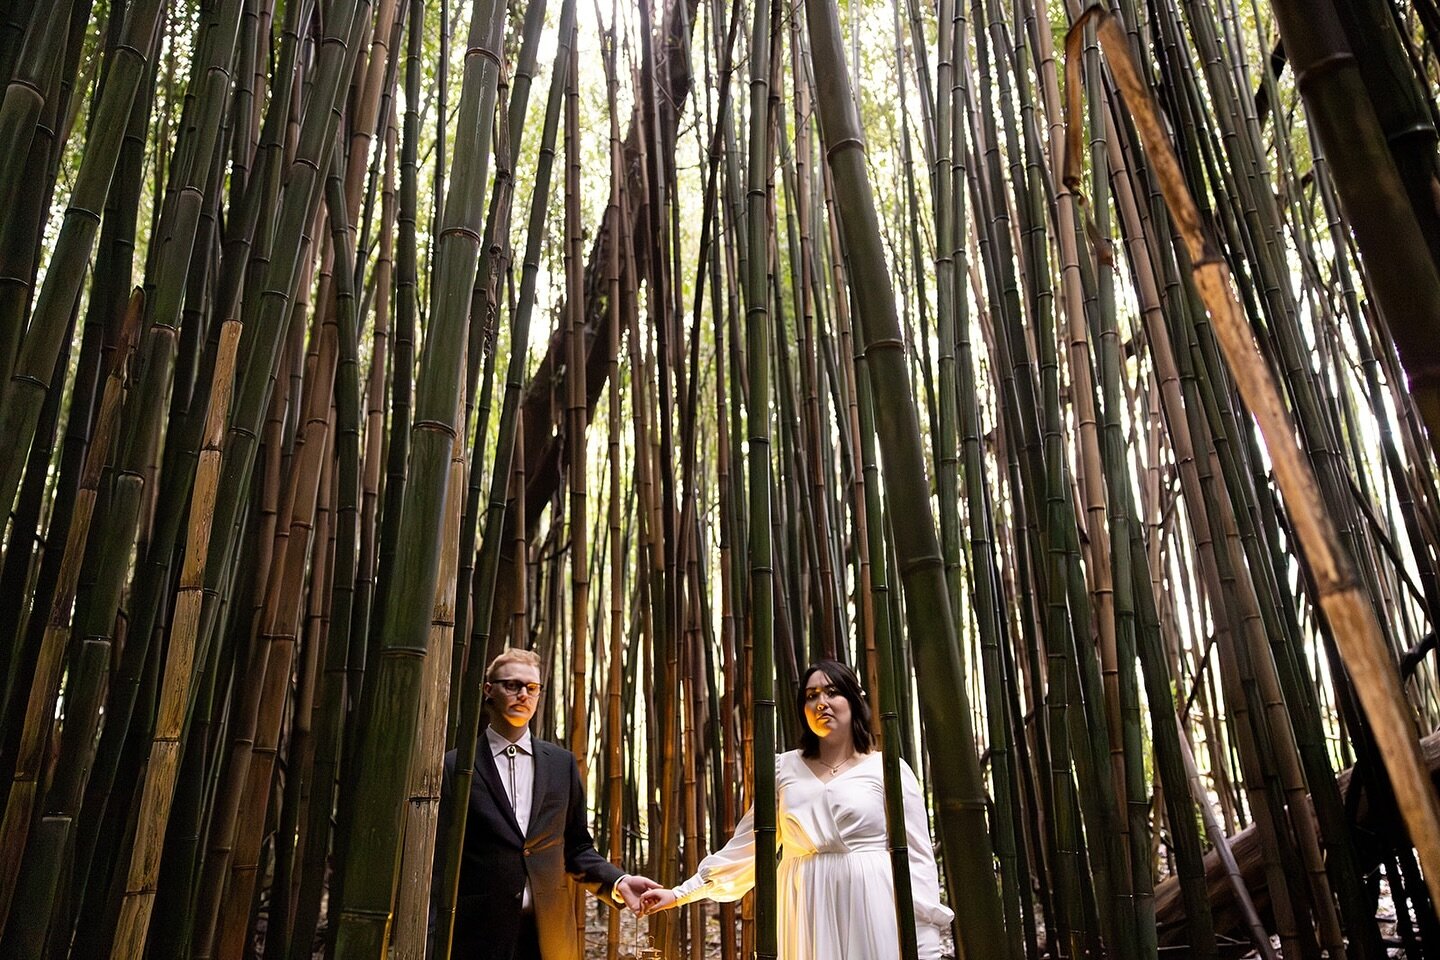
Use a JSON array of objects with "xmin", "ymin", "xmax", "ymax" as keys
[{"xmin": 511, "ymin": 912, "xmax": 540, "ymax": 960}]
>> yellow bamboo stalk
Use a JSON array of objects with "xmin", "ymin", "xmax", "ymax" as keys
[
  {"xmin": 1080, "ymin": 4, "xmax": 1440, "ymax": 912},
  {"xmin": 110, "ymin": 317, "xmax": 243, "ymax": 960},
  {"xmin": 0, "ymin": 291, "xmax": 142, "ymax": 926}
]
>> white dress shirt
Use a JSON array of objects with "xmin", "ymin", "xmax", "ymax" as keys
[{"xmin": 486, "ymin": 724, "xmax": 535, "ymax": 909}]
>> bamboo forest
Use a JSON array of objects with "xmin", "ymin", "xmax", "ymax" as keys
[{"xmin": 12, "ymin": 0, "xmax": 1440, "ymax": 956}]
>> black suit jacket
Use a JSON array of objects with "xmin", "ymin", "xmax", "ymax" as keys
[{"xmin": 433, "ymin": 733, "xmax": 623, "ymax": 960}]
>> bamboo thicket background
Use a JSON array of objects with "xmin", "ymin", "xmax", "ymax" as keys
[{"xmin": 2, "ymin": 0, "xmax": 1440, "ymax": 956}]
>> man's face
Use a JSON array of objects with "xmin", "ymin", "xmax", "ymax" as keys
[{"xmin": 485, "ymin": 662, "xmax": 543, "ymax": 729}]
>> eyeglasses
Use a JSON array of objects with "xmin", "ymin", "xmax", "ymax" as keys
[{"xmin": 492, "ymin": 678, "xmax": 544, "ymax": 697}]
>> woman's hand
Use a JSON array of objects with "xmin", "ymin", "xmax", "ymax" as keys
[{"xmin": 638, "ymin": 888, "xmax": 678, "ymax": 916}]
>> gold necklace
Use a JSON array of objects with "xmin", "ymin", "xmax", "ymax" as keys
[{"xmin": 825, "ymin": 751, "xmax": 857, "ymax": 776}]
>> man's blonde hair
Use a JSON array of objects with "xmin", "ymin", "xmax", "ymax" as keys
[{"xmin": 485, "ymin": 647, "xmax": 543, "ymax": 681}]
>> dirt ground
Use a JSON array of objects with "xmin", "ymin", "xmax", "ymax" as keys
[{"xmin": 581, "ymin": 905, "xmax": 959, "ymax": 959}]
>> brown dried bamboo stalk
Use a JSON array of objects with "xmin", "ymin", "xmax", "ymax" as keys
[
  {"xmin": 196, "ymin": 220, "xmax": 336, "ymax": 958},
  {"xmin": 564, "ymin": 35, "xmax": 589, "ymax": 773},
  {"xmin": 110, "ymin": 316, "xmax": 242, "ymax": 960},
  {"xmin": 603, "ymin": 10, "xmax": 626, "ymax": 957},
  {"xmin": 1085, "ymin": 3, "xmax": 1440, "ymax": 913},
  {"xmin": 343, "ymin": 0, "xmax": 402, "ymax": 218}
]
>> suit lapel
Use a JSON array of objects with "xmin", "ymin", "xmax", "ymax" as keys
[
  {"xmin": 475, "ymin": 735, "xmax": 525, "ymax": 842},
  {"xmin": 526, "ymin": 742, "xmax": 551, "ymax": 840}
]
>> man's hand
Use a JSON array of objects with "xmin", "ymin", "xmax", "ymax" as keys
[{"xmin": 614, "ymin": 874, "xmax": 663, "ymax": 914}]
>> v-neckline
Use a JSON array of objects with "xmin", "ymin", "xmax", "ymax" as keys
[{"xmin": 799, "ymin": 750, "xmax": 876, "ymax": 785}]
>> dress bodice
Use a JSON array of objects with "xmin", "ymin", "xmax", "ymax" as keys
[{"xmin": 777, "ymin": 751, "xmax": 888, "ymax": 856}]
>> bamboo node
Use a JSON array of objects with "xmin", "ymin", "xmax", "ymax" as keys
[{"xmin": 824, "ymin": 136, "xmax": 866, "ymax": 162}]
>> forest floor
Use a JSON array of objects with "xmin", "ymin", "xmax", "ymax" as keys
[
  {"xmin": 583, "ymin": 906, "xmax": 959, "ymax": 959},
  {"xmin": 582, "ymin": 885, "xmax": 1412, "ymax": 958}
]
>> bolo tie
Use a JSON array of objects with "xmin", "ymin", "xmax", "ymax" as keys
[{"xmin": 505, "ymin": 744, "xmax": 518, "ymax": 810}]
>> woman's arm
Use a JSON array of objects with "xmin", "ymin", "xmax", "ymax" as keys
[
  {"xmin": 668, "ymin": 802, "xmax": 760, "ymax": 906},
  {"xmin": 644, "ymin": 755, "xmax": 787, "ymax": 915},
  {"xmin": 901, "ymin": 760, "xmax": 956, "ymax": 959}
]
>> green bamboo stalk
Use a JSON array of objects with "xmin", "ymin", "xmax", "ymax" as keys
[
  {"xmin": 287, "ymin": 123, "xmax": 370, "ymax": 960},
  {"xmin": 329, "ymin": 0, "xmax": 505, "ymax": 949},
  {"xmin": 0, "ymin": 0, "xmax": 70, "ymax": 386},
  {"xmin": 0, "ymin": 0, "xmax": 165, "ymax": 524},
  {"xmin": 390, "ymin": 382, "xmax": 466, "ymax": 960},
  {"xmin": 853, "ymin": 290, "xmax": 921, "ymax": 960},
  {"xmin": 929, "ymin": 0, "xmax": 966, "ymax": 641},
  {"xmin": 801, "ymin": 1, "xmax": 1008, "ymax": 954},
  {"xmin": 743, "ymin": 0, "xmax": 778, "ymax": 954},
  {"xmin": 429, "ymin": 0, "xmax": 579, "ymax": 951},
  {"xmin": 351, "ymin": 0, "xmax": 413, "ymax": 726},
  {"xmin": 0, "ymin": 293, "xmax": 136, "ymax": 930},
  {"xmin": 449, "ymin": 0, "xmax": 545, "ymax": 745}
]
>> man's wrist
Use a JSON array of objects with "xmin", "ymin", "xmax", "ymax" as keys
[{"xmin": 610, "ymin": 873, "xmax": 632, "ymax": 904}]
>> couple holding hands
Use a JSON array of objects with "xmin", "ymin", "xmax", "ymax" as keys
[{"xmin": 435, "ymin": 649, "xmax": 952, "ymax": 960}]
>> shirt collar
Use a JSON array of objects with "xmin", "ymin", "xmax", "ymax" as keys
[{"xmin": 486, "ymin": 724, "xmax": 533, "ymax": 757}]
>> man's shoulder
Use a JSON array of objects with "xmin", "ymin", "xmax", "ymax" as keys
[{"xmin": 531, "ymin": 738, "xmax": 578, "ymax": 764}]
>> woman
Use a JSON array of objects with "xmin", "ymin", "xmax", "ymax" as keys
[{"xmin": 639, "ymin": 660, "xmax": 954, "ymax": 959}]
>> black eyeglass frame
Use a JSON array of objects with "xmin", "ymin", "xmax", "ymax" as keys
[{"xmin": 491, "ymin": 678, "xmax": 545, "ymax": 696}]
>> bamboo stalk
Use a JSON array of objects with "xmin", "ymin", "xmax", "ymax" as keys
[
  {"xmin": 0, "ymin": 293, "xmax": 137, "ymax": 938},
  {"xmin": 108, "ymin": 316, "xmax": 241, "ymax": 960},
  {"xmin": 1084, "ymin": 2, "xmax": 1440, "ymax": 914},
  {"xmin": 329, "ymin": 0, "xmax": 505, "ymax": 948},
  {"xmin": 0, "ymin": 0, "xmax": 165, "ymax": 521},
  {"xmin": 801, "ymin": 0, "xmax": 1008, "ymax": 952},
  {"xmin": 390, "ymin": 382, "xmax": 466, "ymax": 959}
]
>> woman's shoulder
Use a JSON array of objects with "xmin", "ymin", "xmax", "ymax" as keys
[
  {"xmin": 893, "ymin": 752, "xmax": 925, "ymax": 786},
  {"xmin": 775, "ymin": 749, "xmax": 809, "ymax": 776}
]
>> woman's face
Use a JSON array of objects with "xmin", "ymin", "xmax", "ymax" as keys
[{"xmin": 803, "ymin": 670, "xmax": 852, "ymax": 742}]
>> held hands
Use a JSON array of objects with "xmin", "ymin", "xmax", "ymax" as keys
[
  {"xmin": 615, "ymin": 874, "xmax": 664, "ymax": 914},
  {"xmin": 637, "ymin": 888, "xmax": 678, "ymax": 916}
]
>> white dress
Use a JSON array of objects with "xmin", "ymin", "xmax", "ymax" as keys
[{"xmin": 670, "ymin": 750, "xmax": 954, "ymax": 960}]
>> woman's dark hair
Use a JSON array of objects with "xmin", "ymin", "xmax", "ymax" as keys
[{"xmin": 796, "ymin": 659, "xmax": 874, "ymax": 758}]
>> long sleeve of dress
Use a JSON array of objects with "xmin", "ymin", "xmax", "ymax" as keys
[
  {"xmin": 670, "ymin": 802, "xmax": 760, "ymax": 905},
  {"xmin": 901, "ymin": 759, "xmax": 955, "ymax": 957}
]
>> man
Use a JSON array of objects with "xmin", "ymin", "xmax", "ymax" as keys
[{"xmin": 433, "ymin": 648, "xmax": 659, "ymax": 959}]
